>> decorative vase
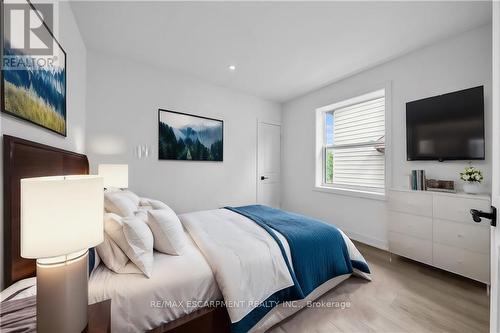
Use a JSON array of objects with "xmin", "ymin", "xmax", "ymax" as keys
[{"xmin": 463, "ymin": 182, "xmax": 481, "ymax": 194}]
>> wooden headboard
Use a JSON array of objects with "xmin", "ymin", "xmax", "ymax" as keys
[{"xmin": 3, "ymin": 135, "xmax": 89, "ymax": 286}]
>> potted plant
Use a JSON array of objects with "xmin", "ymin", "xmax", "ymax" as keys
[{"xmin": 460, "ymin": 166, "xmax": 483, "ymax": 194}]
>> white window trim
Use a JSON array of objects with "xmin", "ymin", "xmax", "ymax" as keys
[
  {"xmin": 312, "ymin": 185, "xmax": 386, "ymax": 200},
  {"xmin": 314, "ymin": 82, "xmax": 392, "ymax": 201}
]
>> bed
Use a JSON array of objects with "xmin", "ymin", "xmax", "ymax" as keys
[
  {"xmin": 1, "ymin": 135, "xmax": 371, "ymax": 333},
  {"xmin": 1, "ymin": 136, "xmax": 227, "ymax": 333}
]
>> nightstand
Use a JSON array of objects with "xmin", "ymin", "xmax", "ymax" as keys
[
  {"xmin": 0, "ymin": 297, "xmax": 110, "ymax": 333},
  {"xmin": 85, "ymin": 299, "xmax": 111, "ymax": 333}
]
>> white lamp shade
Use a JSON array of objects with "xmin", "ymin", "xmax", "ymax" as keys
[
  {"xmin": 21, "ymin": 175, "xmax": 104, "ymax": 259},
  {"xmin": 98, "ymin": 164, "xmax": 128, "ymax": 188}
]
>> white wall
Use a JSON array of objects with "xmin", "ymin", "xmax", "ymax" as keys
[
  {"xmin": 281, "ymin": 25, "xmax": 492, "ymax": 249},
  {"xmin": 85, "ymin": 52, "xmax": 281, "ymax": 213},
  {"xmin": 0, "ymin": 2, "xmax": 87, "ymax": 289}
]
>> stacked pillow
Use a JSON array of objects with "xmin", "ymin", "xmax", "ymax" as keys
[
  {"xmin": 104, "ymin": 190, "xmax": 140, "ymax": 217},
  {"xmin": 98, "ymin": 190, "xmax": 188, "ymax": 278},
  {"xmin": 97, "ymin": 231, "xmax": 143, "ymax": 274},
  {"xmin": 104, "ymin": 213, "xmax": 154, "ymax": 277},
  {"xmin": 147, "ymin": 207, "xmax": 187, "ymax": 255}
]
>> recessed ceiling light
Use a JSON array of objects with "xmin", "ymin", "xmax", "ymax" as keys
[{"xmin": 228, "ymin": 65, "xmax": 236, "ymax": 71}]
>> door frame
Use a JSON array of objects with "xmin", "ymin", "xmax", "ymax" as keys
[
  {"xmin": 256, "ymin": 119, "xmax": 282, "ymax": 205},
  {"xmin": 491, "ymin": 2, "xmax": 500, "ymax": 332}
]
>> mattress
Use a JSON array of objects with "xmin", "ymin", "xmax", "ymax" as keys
[{"xmin": 88, "ymin": 233, "xmax": 222, "ymax": 332}]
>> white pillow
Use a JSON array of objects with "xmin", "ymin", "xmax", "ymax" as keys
[
  {"xmin": 139, "ymin": 204, "xmax": 154, "ymax": 211},
  {"xmin": 104, "ymin": 213, "xmax": 154, "ymax": 277},
  {"xmin": 149, "ymin": 199, "xmax": 168, "ymax": 210},
  {"xmin": 140, "ymin": 197, "xmax": 168, "ymax": 210},
  {"xmin": 96, "ymin": 232, "xmax": 142, "ymax": 274},
  {"xmin": 122, "ymin": 190, "xmax": 140, "ymax": 206},
  {"xmin": 119, "ymin": 261, "xmax": 144, "ymax": 274},
  {"xmin": 139, "ymin": 197, "xmax": 151, "ymax": 206},
  {"xmin": 104, "ymin": 191, "xmax": 138, "ymax": 217},
  {"xmin": 134, "ymin": 209, "xmax": 149, "ymax": 222},
  {"xmin": 147, "ymin": 208, "xmax": 187, "ymax": 255}
]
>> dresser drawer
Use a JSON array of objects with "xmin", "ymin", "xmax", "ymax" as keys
[
  {"xmin": 389, "ymin": 232, "xmax": 433, "ymax": 265},
  {"xmin": 433, "ymin": 195, "xmax": 490, "ymax": 224},
  {"xmin": 389, "ymin": 211, "xmax": 432, "ymax": 240},
  {"xmin": 389, "ymin": 190, "xmax": 432, "ymax": 216},
  {"xmin": 433, "ymin": 243, "xmax": 489, "ymax": 283},
  {"xmin": 433, "ymin": 219, "xmax": 489, "ymax": 254}
]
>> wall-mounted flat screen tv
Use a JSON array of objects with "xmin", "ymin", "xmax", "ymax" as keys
[{"xmin": 406, "ymin": 86, "xmax": 485, "ymax": 161}]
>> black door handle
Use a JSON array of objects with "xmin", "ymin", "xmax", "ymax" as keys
[
  {"xmin": 470, "ymin": 206, "xmax": 497, "ymax": 226},
  {"xmin": 261, "ymin": 176, "xmax": 269, "ymax": 180}
]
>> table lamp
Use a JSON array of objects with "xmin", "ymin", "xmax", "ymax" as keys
[
  {"xmin": 98, "ymin": 164, "xmax": 128, "ymax": 189},
  {"xmin": 21, "ymin": 175, "xmax": 104, "ymax": 333}
]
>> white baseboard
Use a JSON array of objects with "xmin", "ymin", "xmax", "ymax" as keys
[{"xmin": 343, "ymin": 230, "xmax": 389, "ymax": 251}]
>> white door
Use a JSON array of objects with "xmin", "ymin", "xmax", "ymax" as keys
[
  {"xmin": 257, "ymin": 121, "xmax": 281, "ymax": 208},
  {"xmin": 491, "ymin": 3, "xmax": 500, "ymax": 332}
]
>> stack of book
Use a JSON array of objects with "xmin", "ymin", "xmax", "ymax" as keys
[{"xmin": 410, "ymin": 170, "xmax": 426, "ymax": 190}]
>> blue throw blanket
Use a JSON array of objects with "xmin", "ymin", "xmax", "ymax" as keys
[{"xmin": 225, "ymin": 205, "xmax": 370, "ymax": 333}]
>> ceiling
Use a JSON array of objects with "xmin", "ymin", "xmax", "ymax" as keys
[{"xmin": 70, "ymin": 1, "xmax": 492, "ymax": 103}]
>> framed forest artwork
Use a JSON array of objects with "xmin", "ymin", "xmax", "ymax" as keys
[
  {"xmin": 158, "ymin": 109, "xmax": 223, "ymax": 161},
  {"xmin": 2, "ymin": 0, "xmax": 67, "ymax": 136}
]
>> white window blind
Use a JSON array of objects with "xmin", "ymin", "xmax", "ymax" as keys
[{"xmin": 324, "ymin": 93, "xmax": 385, "ymax": 191}]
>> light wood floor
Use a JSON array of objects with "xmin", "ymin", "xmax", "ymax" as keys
[{"xmin": 270, "ymin": 242, "xmax": 489, "ymax": 333}]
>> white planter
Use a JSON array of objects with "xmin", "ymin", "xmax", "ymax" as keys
[{"xmin": 463, "ymin": 182, "xmax": 481, "ymax": 194}]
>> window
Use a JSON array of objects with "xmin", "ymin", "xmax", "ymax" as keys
[{"xmin": 316, "ymin": 89, "xmax": 386, "ymax": 195}]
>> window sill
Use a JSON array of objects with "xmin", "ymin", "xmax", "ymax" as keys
[{"xmin": 313, "ymin": 186, "xmax": 386, "ymax": 201}]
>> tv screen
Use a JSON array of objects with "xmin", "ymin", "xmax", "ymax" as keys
[{"xmin": 406, "ymin": 86, "xmax": 485, "ymax": 161}]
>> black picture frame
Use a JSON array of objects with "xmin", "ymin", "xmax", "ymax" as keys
[
  {"xmin": 158, "ymin": 109, "xmax": 224, "ymax": 162},
  {"xmin": 1, "ymin": 0, "xmax": 67, "ymax": 137}
]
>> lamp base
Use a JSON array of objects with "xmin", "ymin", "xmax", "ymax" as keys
[{"xmin": 36, "ymin": 250, "xmax": 88, "ymax": 333}]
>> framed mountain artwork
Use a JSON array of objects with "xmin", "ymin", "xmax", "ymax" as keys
[
  {"xmin": 158, "ymin": 109, "xmax": 223, "ymax": 161},
  {"xmin": 1, "ymin": 0, "xmax": 67, "ymax": 136}
]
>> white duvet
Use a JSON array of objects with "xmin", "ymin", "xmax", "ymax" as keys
[
  {"xmin": 181, "ymin": 208, "xmax": 371, "ymax": 331},
  {"xmin": 180, "ymin": 209, "xmax": 295, "ymax": 323}
]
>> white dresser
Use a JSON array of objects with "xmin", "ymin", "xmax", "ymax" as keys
[{"xmin": 388, "ymin": 189, "xmax": 491, "ymax": 285}]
